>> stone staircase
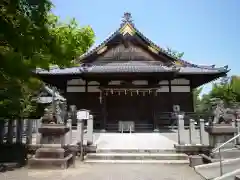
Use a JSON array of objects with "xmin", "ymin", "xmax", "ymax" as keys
[
  {"xmin": 84, "ymin": 149, "xmax": 189, "ymax": 164},
  {"xmin": 211, "ymin": 148, "xmax": 240, "ymax": 160},
  {"xmin": 195, "ymin": 147, "xmax": 240, "ymax": 180}
]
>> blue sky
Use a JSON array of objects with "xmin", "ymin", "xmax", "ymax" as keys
[{"xmin": 51, "ymin": 0, "xmax": 240, "ymax": 95}]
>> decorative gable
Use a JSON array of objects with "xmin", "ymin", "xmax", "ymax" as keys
[
  {"xmin": 92, "ymin": 43, "xmax": 162, "ymax": 63},
  {"xmin": 119, "ymin": 23, "xmax": 136, "ymax": 36},
  {"xmin": 78, "ymin": 12, "xmax": 176, "ymax": 65}
]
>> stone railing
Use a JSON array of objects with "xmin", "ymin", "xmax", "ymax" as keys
[
  {"xmin": 176, "ymin": 114, "xmax": 208, "ymax": 146},
  {"xmin": 0, "ymin": 113, "xmax": 94, "ymax": 147}
]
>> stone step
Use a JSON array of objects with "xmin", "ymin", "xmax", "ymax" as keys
[
  {"xmin": 194, "ymin": 157, "xmax": 240, "ymax": 180},
  {"xmin": 86, "ymin": 153, "xmax": 188, "ymax": 161},
  {"xmin": 211, "ymin": 148, "xmax": 240, "ymax": 160},
  {"xmin": 96, "ymin": 149, "xmax": 176, "ymax": 154},
  {"xmin": 84, "ymin": 159, "xmax": 189, "ymax": 164},
  {"xmin": 213, "ymin": 169, "xmax": 240, "ymax": 180},
  {"xmin": 28, "ymin": 154, "xmax": 73, "ymax": 169}
]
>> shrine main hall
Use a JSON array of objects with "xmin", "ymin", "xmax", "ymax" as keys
[{"xmin": 36, "ymin": 13, "xmax": 228, "ymax": 131}]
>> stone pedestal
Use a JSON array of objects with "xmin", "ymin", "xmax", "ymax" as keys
[
  {"xmin": 28, "ymin": 124, "xmax": 74, "ymax": 169},
  {"xmin": 189, "ymin": 155, "xmax": 204, "ymax": 167},
  {"xmin": 205, "ymin": 124, "xmax": 237, "ymax": 149},
  {"xmin": 177, "ymin": 114, "xmax": 185, "ymax": 145},
  {"xmin": 87, "ymin": 115, "xmax": 93, "ymax": 145}
]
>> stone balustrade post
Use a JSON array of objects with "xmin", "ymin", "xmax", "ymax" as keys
[
  {"xmin": 65, "ymin": 118, "xmax": 72, "ymax": 145},
  {"xmin": 77, "ymin": 118, "xmax": 85, "ymax": 161},
  {"xmin": 0, "ymin": 120, "xmax": 5, "ymax": 144},
  {"xmin": 177, "ymin": 114, "xmax": 185, "ymax": 145},
  {"xmin": 36, "ymin": 118, "xmax": 42, "ymax": 144},
  {"xmin": 189, "ymin": 119, "xmax": 195, "ymax": 144},
  {"xmin": 77, "ymin": 119, "xmax": 84, "ymax": 144},
  {"xmin": 232, "ymin": 119, "xmax": 237, "ymax": 144},
  {"xmin": 87, "ymin": 115, "xmax": 93, "ymax": 145},
  {"xmin": 199, "ymin": 119, "xmax": 207, "ymax": 145},
  {"xmin": 236, "ymin": 119, "xmax": 240, "ymax": 145},
  {"xmin": 7, "ymin": 119, "xmax": 14, "ymax": 144},
  {"xmin": 16, "ymin": 119, "xmax": 23, "ymax": 143},
  {"xmin": 26, "ymin": 119, "xmax": 33, "ymax": 145}
]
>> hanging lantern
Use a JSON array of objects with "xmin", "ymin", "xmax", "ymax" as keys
[
  {"xmin": 149, "ymin": 90, "xmax": 151, "ymax": 94},
  {"xmin": 125, "ymin": 90, "xmax": 127, "ymax": 95},
  {"xmin": 130, "ymin": 90, "xmax": 133, "ymax": 96},
  {"xmin": 137, "ymin": 90, "xmax": 139, "ymax": 95}
]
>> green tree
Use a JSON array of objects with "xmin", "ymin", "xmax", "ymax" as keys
[
  {"xmin": 163, "ymin": 47, "xmax": 184, "ymax": 59},
  {"xmin": 196, "ymin": 76, "xmax": 240, "ymax": 115},
  {"xmin": 193, "ymin": 87, "xmax": 203, "ymax": 113},
  {"xmin": 0, "ymin": 1, "xmax": 95, "ymax": 119}
]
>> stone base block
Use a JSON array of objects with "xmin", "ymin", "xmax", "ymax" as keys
[
  {"xmin": 205, "ymin": 125, "xmax": 237, "ymax": 134},
  {"xmin": 28, "ymin": 154, "xmax": 74, "ymax": 169},
  {"xmin": 86, "ymin": 140, "xmax": 93, "ymax": 146},
  {"xmin": 86, "ymin": 145, "xmax": 97, "ymax": 152},
  {"xmin": 174, "ymin": 144, "xmax": 212, "ymax": 155},
  {"xmin": 189, "ymin": 155, "xmax": 203, "ymax": 167}
]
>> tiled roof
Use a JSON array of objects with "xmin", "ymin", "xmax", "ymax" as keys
[
  {"xmin": 35, "ymin": 66, "xmax": 82, "ymax": 75},
  {"xmin": 179, "ymin": 66, "xmax": 228, "ymax": 74},
  {"xmin": 35, "ymin": 13, "xmax": 229, "ymax": 76},
  {"xmin": 85, "ymin": 61, "xmax": 175, "ymax": 73},
  {"xmin": 35, "ymin": 62, "xmax": 228, "ymax": 75}
]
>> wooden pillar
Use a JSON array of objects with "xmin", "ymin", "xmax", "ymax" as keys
[
  {"xmin": 100, "ymin": 81, "xmax": 107, "ymax": 131},
  {"xmin": 153, "ymin": 89, "xmax": 158, "ymax": 131},
  {"xmin": 168, "ymin": 79, "xmax": 172, "ymax": 110},
  {"xmin": 85, "ymin": 80, "xmax": 88, "ymax": 93},
  {"xmin": 190, "ymin": 79, "xmax": 194, "ymax": 112},
  {"xmin": 85, "ymin": 80, "xmax": 88, "ymax": 110},
  {"xmin": 168, "ymin": 79, "xmax": 173, "ymax": 126},
  {"xmin": 102, "ymin": 90, "xmax": 107, "ymax": 131},
  {"xmin": 0, "ymin": 120, "xmax": 5, "ymax": 144}
]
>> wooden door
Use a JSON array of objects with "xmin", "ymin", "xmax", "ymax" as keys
[
  {"xmin": 106, "ymin": 93, "xmax": 138, "ymax": 123},
  {"xmin": 106, "ymin": 92, "xmax": 153, "ymax": 128}
]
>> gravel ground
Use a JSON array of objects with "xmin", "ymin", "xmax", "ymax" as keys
[{"xmin": 0, "ymin": 162, "xmax": 204, "ymax": 180}]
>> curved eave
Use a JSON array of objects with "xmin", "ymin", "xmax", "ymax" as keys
[
  {"xmin": 178, "ymin": 66, "xmax": 229, "ymax": 75},
  {"xmin": 182, "ymin": 70, "xmax": 229, "ymax": 88}
]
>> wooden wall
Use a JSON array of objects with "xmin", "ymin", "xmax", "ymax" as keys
[{"xmin": 65, "ymin": 78, "xmax": 194, "ymax": 129}]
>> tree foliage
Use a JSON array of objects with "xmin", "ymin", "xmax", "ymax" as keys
[
  {"xmin": 163, "ymin": 47, "xmax": 185, "ymax": 59},
  {"xmin": 0, "ymin": 0, "xmax": 95, "ymax": 119},
  {"xmin": 196, "ymin": 76, "xmax": 240, "ymax": 114}
]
